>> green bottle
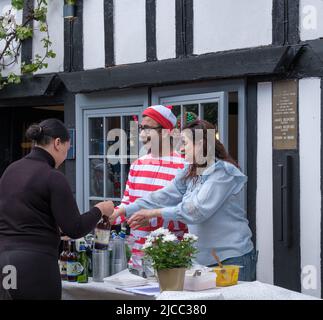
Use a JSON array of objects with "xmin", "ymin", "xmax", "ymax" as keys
[{"xmin": 77, "ymin": 241, "xmax": 89, "ymax": 283}]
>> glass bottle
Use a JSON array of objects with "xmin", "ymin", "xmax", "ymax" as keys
[
  {"xmin": 67, "ymin": 240, "xmax": 79, "ymax": 282},
  {"xmin": 77, "ymin": 241, "xmax": 89, "ymax": 283},
  {"xmin": 59, "ymin": 240, "xmax": 69, "ymax": 281},
  {"xmin": 94, "ymin": 216, "xmax": 111, "ymax": 250}
]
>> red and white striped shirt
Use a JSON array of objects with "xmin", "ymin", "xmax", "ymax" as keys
[{"xmin": 115, "ymin": 152, "xmax": 188, "ymax": 270}]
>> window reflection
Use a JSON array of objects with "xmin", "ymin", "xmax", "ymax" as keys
[
  {"xmin": 90, "ymin": 159, "xmax": 104, "ymax": 197},
  {"xmin": 89, "ymin": 118, "xmax": 104, "ymax": 155},
  {"xmin": 106, "ymin": 162, "xmax": 121, "ymax": 198},
  {"xmin": 202, "ymin": 102, "xmax": 218, "ymax": 129}
]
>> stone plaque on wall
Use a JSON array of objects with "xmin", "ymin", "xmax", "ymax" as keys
[{"xmin": 272, "ymin": 80, "xmax": 298, "ymax": 150}]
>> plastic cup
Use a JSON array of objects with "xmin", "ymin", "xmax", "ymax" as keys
[{"xmin": 213, "ymin": 265, "xmax": 242, "ymax": 287}]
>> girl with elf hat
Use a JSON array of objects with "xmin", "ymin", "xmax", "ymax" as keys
[{"xmin": 174, "ymin": 111, "xmax": 199, "ymax": 155}]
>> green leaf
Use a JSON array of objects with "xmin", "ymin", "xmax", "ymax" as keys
[
  {"xmin": 33, "ymin": 7, "xmax": 47, "ymax": 22},
  {"xmin": 16, "ymin": 25, "xmax": 33, "ymax": 40},
  {"xmin": 7, "ymin": 73, "xmax": 21, "ymax": 84},
  {"xmin": 39, "ymin": 22, "xmax": 48, "ymax": 32},
  {"xmin": 46, "ymin": 50, "xmax": 56, "ymax": 59},
  {"xmin": 21, "ymin": 63, "xmax": 38, "ymax": 74},
  {"xmin": 41, "ymin": 37, "xmax": 52, "ymax": 48},
  {"xmin": 11, "ymin": 0, "xmax": 24, "ymax": 10},
  {"xmin": 0, "ymin": 26, "xmax": 6, "ymax": 39},
  {"xmin": 65, "ymin": 0, "xmax": 77, "ymax": 5}
]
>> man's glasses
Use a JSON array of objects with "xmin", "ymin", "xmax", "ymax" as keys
[{"xmin": 138, "ymin": 124, "xmax": 163, "ymax": 133}]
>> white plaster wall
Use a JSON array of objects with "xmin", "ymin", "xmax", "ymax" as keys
[
  {"xmin": 33, "ymin": 0, "xmax": 64, "ymax": 74},
  {"xmin": 83, "ymin": 0, "xmax": 105, "ymax": 70},
  {"xmin": 299, "ymin": 78, "xmax": 321, "ymax": 298},
  {"xmin": 114, "ymin": 0, "xmax": 146, "ymax": 65},
  {"xmin": 0, "ymin": 0, "xmax": 22, "ymax": 76},
  {"xmin": 156, "ymin": 0, "xmax": 176, "ymax": 60},
  {"xmin": 256, "ymin": 82, "xmax": 274, "ymax": 285},
  {"xmin": 300, "ymin": 0, "xmax": 323, "ymax": 41},
  {"xmin": 194, "ymin": 0, "xmax": 272, "ymax": 55}
]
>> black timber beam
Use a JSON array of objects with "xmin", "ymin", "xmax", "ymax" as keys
[
  {"xmin": 272, "ymin": 0, "xmax": 300, "ymax": 45},
  {"xmin": 21, "ymin": 0, "xmax": 34, "ymax": 65},
  {"xmin": 0, "ymin": 75, "xmax": 60, "ymax": 101},
  {"xmin": 64, "ymin": 0, "xmax": 84, "ymax": 72},
  {"xmin": 60, "ymin": 45, "xmax": 302, "ymax": 93}
]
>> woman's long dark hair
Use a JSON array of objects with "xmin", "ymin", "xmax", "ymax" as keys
[
  {"xmin": 26, "ymin": 118, "xmax": 70, "ymax": 146},
  {"xmin": 182, "ymin": 119, "xmax": 239, "ymax": 181}
]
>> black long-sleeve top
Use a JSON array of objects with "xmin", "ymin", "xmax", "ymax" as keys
[{"xmin": 0, "ymin": 147, "xmax": 102, "ymax": 257}]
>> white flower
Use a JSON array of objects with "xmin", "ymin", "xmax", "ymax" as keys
[
  {"xmin": 150, "ymin": 227, "xmax": 170, "ymax": 238},
  {"xmin": 142, "ymin": 240, "xmax": 153, "ymax": 250},
  {"xmin": 183, "ymin": 233, "xmax": 198, "ymax": 241},
  {"xmin": 162, "ymin": 234, "xmax": 177, "ymax": 243},
  {"xmin": 146, "ymin": 235, "xmax": 155, "ymax": 243},
  {"xmin": 1, "ymin": 6, "xmax": 17, "ymax": 28}
]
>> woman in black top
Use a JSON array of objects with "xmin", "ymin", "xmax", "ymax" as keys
[{"xmin": 0, "ymin": 119, "xmax": 114, "ymax": 300}]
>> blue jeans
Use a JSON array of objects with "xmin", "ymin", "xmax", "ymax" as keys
[{"xmin": 208, "ymin": 249, "xmax": 258, "ymax": 281}]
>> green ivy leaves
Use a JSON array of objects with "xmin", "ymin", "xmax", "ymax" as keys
[{"xmin": 11, "ymin": 0, "xmax": 24, "ymax": 10}]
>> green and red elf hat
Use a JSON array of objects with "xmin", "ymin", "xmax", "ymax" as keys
[{"xmin": 175, "ymin": 111, "xmax": 198, "ymax": 129}]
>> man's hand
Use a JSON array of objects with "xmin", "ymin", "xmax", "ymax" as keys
[
  {"xmin": 127, "ymin": 209, "xmax": 161, "ymax": 230},
  {"xmin": 95, "ymin": 201, "xmax": 114, "ymax": 217}
]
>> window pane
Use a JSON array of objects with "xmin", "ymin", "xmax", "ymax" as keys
[
  {"xmin": 202, "ymin": 102, "xmax": 219, "ymax": 130},
  {"xmin": 123, "ymin": 115, "xmax": 139, "ymax": 159},
  {"xmin": 89, "ymin": 118, "xmax": 104, "ymax": 155},
  {"xmin": 183, "ymin": 104, "xmax": 199, "ymax": 116},
  {"xmin": 106, "ymin": 162, "xmax": 121, "ymax": 198},
  {"xmin": 170, "ymin": 105, "xmax": 181, "ymax": 129},
  {"xmin": 106, "ymin": 117, "xmax": 121, "ymax": 156},
  {"xmin": 172, "ymin": 105, "xmax": 181, "ymax": 117},
  {"xmin": 122, "ymin": 162, "xmax": 131, "ymax": 194},
  {"xmin": 124, "ymin": 162, "xmax": 131, "ymax": 180},
  {"xmin": 229, "ymin": 100, "xmax": 238, "ymax": 162},
  {"xmin": 89, "ymin": 159, "xmax": 104, "ymax": 197}
]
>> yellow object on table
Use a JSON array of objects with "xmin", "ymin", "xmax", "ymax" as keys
[{"xmin": 213, "ymin": 265, "xmax": 241, "ymax": 287}]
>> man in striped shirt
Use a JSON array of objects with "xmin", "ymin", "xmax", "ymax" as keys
[{"xmin": 114, "ymin": 105, "xmax": 188, "ymax": 275}]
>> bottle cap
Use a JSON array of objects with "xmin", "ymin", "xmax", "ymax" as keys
[
  {"xmin": 111, "ymin": 233, "xmax": 118, "ymax": 240},
  {"xmin": 119, "ymin": 231, "xmax": 126, "ymax": 239},
  {"xmin": 79, "ymin": 244, "xmax": 87, "ymax": 251},
  {"xmin": 79, "ymin": 239, "xmax": 87, "ymax": 249}
]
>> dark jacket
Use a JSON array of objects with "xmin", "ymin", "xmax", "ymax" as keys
[{"xmin": 0, "ymin": 147, "xmax": 101, "ymax": 256}]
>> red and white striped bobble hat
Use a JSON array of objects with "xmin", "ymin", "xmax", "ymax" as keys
[{"xmin": 142, "ymin": 105, "xmax": 177, "ymax": 130}]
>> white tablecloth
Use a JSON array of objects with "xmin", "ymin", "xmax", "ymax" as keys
[{"xmin": 62, "ymin": 270, "xmax": 319, "ymax": 300}]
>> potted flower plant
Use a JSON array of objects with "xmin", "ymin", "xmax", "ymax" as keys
[{"xmin": 142, "ymin": 228, "xmax": 198, "ymax": 291}]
